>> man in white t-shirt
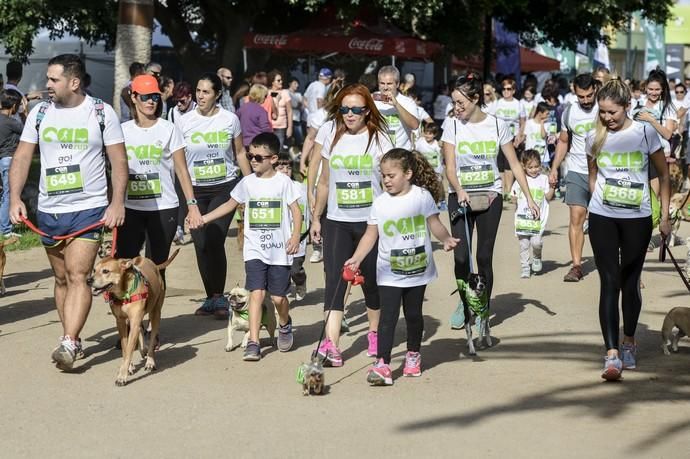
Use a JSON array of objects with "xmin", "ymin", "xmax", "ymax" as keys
[
  {"xmin": 9, "ymin": 54, "xmax": 128, "ymax": 371},
  {"xmin": 303, "ymin": 68, "xmax": 332, "ymax": 116},
  {"xmin": 549, "ymin": 73, "xmax": 598, "ymax": 282},
  {"xmin": 374, "ymin": 65, "xmax": 420, "ymax": 149}
]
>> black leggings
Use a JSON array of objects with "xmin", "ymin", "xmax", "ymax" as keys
[
  {"xmin": 589, "ymin": 212, "xmax": 652, "ymax": 350},
  {"xmin": 323, "ymin": 219, "xmax": 379, "ymax": 311},
  {"xmin": 448, "ymin": 193, "xmax": 503, "ymax": 303},
  {"xmin": 190, "ymin": 180, "xmax": 238, "ymax": 297},
  {"xmin": 117, "ymin": 207, "xmax": 178, "ymax": 282},
  {"xmin": 378, "ymin": 285, "xmax": 426, "ymax": 363}
]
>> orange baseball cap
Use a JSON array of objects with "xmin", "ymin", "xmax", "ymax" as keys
[{"xmin": 131, "ymin": 75, "xmax": 161, "ymax": 94}]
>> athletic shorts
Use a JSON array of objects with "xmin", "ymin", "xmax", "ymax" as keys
[
  {"xmin": 244, "ymin": 259, "xmax": 291, "ymax": 297},
  {"xmin": 564, "ymin": 171, "xmax": 591, "ymax": 208},
  {"xmin": 36, "ymin": 206, "xmax": 106, "ymax": 247}
]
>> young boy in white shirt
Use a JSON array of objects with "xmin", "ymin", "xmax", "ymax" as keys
[{"xmin": 200, "ymin": 133, "xmax": 302, "ymax": 361}]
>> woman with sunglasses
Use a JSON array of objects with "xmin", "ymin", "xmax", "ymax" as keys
[
  {"xmin": 310, "ymin": 83, "xmax": 393, "ymax": 367},
  {"xmin": 441, "ymin": 73, "xmax": 539, "ymax": 315},
  {"xmin": 174, "ymin": 73, "xmax": 251, "ymax": 318},
  {"xmin": 118, "ymin": 75, "xmax": 202, "ymax": 282}
]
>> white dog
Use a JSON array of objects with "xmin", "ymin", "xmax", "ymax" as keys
[{"xmin": 225, "ymin": 286, "xmax": 277, "ymax": 352}]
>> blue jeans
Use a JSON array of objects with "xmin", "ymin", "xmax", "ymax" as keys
[{"xmin": 0, "ymin": 156, "xmax": 12, "ymax": 235}]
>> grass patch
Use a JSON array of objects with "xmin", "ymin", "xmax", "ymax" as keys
[{"xmin": 3, "ymin": 225, "xmax": 42, "ymax": 252}]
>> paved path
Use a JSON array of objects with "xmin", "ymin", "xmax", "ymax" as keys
[{"xmin": 1, "ymin": 200, "xmax": 689, "ymax": 458}]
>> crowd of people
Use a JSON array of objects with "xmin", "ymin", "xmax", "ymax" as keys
[{"xmin": 0, "ymin": 52, "xmax": 686, "ymax": 384}]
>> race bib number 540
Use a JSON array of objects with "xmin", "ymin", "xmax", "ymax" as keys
[{"xmin": 193, "ymin": 158, "xmax": 227, "ymax": 183}]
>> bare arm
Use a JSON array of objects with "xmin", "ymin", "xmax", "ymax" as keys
[
  {"xmin": 203, "ymin": 197, "xmax": 239, "ymax": 224},
  {"xmin": 393, "ymin": 97, "xmax": 420, "ymax": 131},
  {"xmin": 310, "ymin": 159, "xmax": 330, "ymax": 243},
  {"xmin": 8, "ymin": 141, "xmax": 36, "ymax": 223},
  {"xmin": 343, "ymin": 224, "xmax": 379, "ymax": 270},
  {"xmin": 104, "ymin": 142, "xmax": 128, "ymax": 228},
  {"xmin": 549, "ymin": 130, "xmax": 570, "ymax": 185},
  {"xmin": 300, "ymin": 126, "xmax": 317, "ymax": 175},
  {"xmin": 428, "ymin": 214, "xmax": 459, "ymax": 251},
  {"xmin": 172, "ymin": 148, "xmax": 203, "ymax": 228},
  {"xmin": 587, "ymin": 155, "xmax": 597, "ymax": 194},
  {"xmin": 234, "ymin": 135, "xmax": 251, "ymax": 176},
  {"xmin": 286, "ymin": 200, "xmax": 302, "ymax": 255},
  {"xmin": 284, "ymin": 93, "xmax": 293, "ymax": 137},
  {"xmin": 442, "ymin": 140, "xmax": 467, "ymax": 203},
  {"xmin": 307, "ymin": 141, "xmax": 323, "ymax": 211}
]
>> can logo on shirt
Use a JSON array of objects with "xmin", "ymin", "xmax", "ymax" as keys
[
  {"xmin": 190, "ymin": 131, "xmax": 229, "ymax": 148},
  {"xmin": 127, "ymin": 144, "xmax": 163, "ymax": 163},
  {"xmin": 42, "ymin": 127, "xmax": 89, "ymax": 150},
  {"xmin": 383, "ymin": 214, "xmax": 426, "ymax": 240}
]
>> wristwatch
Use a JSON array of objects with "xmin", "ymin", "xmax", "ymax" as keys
[{"xmin": 187, "ymin": 198, "xmax": 198, "ymax": 205}]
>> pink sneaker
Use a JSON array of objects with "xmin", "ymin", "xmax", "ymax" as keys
[
  {"xmin": 367, "ymin": 331, "xmax": 378, "ymax": 357},
  {"xmin": 403, "ymin": 351, "xmax": 422, "ymax": 377},
  {"xmin": 326, "ymin": 344, "xmax": 343, "ymax": 367},
  {"xmin": 367, "ymin": 358, "xmax": 393, "ymax": 386}
]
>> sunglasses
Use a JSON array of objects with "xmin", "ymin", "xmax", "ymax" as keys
[
  {"xmin": 138, "ymin": 93, "xmax": 161, "ymax": 102},
  {"xmin": 339, "ymin": 106, "xmax": 367, "ymax": 115},
  {"xmin": 502, "ymin": 87, "xmax": 514, "ymax": 91},
  {"xmin": 247, "ymin": 153, "xmax": 274, "ymax": 162},
  {"xmin": 676, "ymin": 90, "xmax": 686, "ymax": 94}
]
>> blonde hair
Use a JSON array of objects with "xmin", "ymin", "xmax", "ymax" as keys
[
  {"xmin": 248, "ymin": 84, "xmax": 268, "ymax": 103},
  {"xmin": 590, "ymin": 77, "xmax": 631, "ymax": 157}
]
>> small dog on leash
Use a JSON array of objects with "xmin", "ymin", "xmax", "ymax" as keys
[
  {"xmin": 298, "ymin": 357, "xmax": 325, "ymax": 396},
  {"xmin": 661, "ymin": 307, "xmax": 690, "ymax": 355},
  {"xmin": 225, "ymin": 285, "xmax": 277, "ymax": 351},
  {"xmin": 88, "ymin": 249, "xmax": 179, "ymax": 386},
  {"xmin": 0, "ymin": 236, "xmax": 19, "ymax": 296},
  {"xmin": 456, "ymin": 273, "xmax": 491, "ymax": 355}
]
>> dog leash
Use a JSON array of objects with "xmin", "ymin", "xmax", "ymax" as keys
[
  {"xmin": 20, "ymin": 214, "xmax": 117, "ymax": 257},
  {"xmin": 662, "ymin": 241, "xmax": 690, "ymax": 293},
  {"xmin": 461, "ymin": 204, "xmax": 475, "ymax": 274}
]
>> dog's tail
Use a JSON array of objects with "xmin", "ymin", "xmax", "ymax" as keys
[
  {"xmin": 157, "ymin": 249, "xmax": 180, "ymax": 270},
  {"xmin": 661, "ymin": 309, "xmax": 677, "ymax": 341},
  {"xmin": 2, "ymin": 236, "xmax": 19, "ymax": 247}
]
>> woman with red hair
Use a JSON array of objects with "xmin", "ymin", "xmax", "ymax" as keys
[{"xmin": 311, "ymin": 84, "xmax": 393, "ymax": 367}]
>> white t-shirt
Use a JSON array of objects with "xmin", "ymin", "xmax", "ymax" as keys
[
  {"xmin": 231, "ymin": 173, "xmax": 299, "ymax": 265},
  {"xmin": 561, "ymin": 102, "xmax": 598, "ymax": 174},
  {"xmin": 587, "ymin": 121, "xmax": 662, "ymax": 219},
  {"xmin": 20, "ymin": 96, "xmax": 125, "ymax": 213},
  {"xmin": 314, "ymin": 119, "xmax": 335, "ymax": 146},
  {"xmin": 290, "ymin": 180, "xmax": 309, "ymax": 258},
  {"xmin": 122, "ymin": 119, "xmax": 186, "ymax": 211},
  {"xmin": 307, "ymin": 109, "xmax": 328, "ymax": 132},
  {"xmin": 433, "ymin": 95, "xmax": 452, "ymax": 120},
  {"xmin": 440, "ymin": 115, "xmax": 512, "ymax": 194},
  {"xmin": 482, "ymin": 100, "xmax": 497, "ymax": 116},
  {"xmin": 631, "ymin": 101, "xmax": 678, "ymax": 154},
  {"xmin": 524, "ymin": 119, "xmax": 546, "ymax": 152},
  {"xmin": 304, "ymin": 80, "xmax": 327, "ymax": 115},
  {"xmin": 511, "ymin": 174, "xmax": 550, "ymax": 236},
  {"xmin": 368, "ymin": 185, "xmax": 439, "ymax": 287},
  {"xmin": 375, "ymin": 93, "xmax": 419, "ymax": 149},
  {"xmin": 493, "ymin": 98, "xmax": 525, "ymax": 136},
  {"xmin": 322, "ymin": 130, "xmax": 393, "ymax": 222},
  {"xmin": 520, "ymin": 98, "xmax": 536, "ymax": 119},
  {"xmin": 174, "ymin": 108, "xmax": 242, "ymax": 187},
  {"xmin": 415, "ymin": 137, "xmax": 444, "ymax": 175}
]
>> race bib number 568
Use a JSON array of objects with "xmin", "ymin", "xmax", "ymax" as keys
[{"xmin": 602, "ymin": 178, "xmax": 643, "ymax": 210}]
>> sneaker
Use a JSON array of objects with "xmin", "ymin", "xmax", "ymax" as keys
[
  {"xmin": 52, "ymin": 336, "xmax": 78, "ymax": 370},
  {"xmin": 309, "ymin": 248, "xmax": 323, "ymax": 263},
  {"xmin": 367, "ymin": 358, "xmax": 393, "ymax": 386},
  {"xmin": 621, "ymin": 342, "xmax": 637, "ymax": 370},
  {"xmin": 326, "ymin": 343, "xmax": 343, "ymax": 367},
  {"xmin": 367, "ymin": 331, "xmax": 378, "ymax": 357},
  {"xmin": 520, "ymin": 267, "xmax": 531, "ymax": 278},
  {"xmin": 563, "ymin": 265, "xmax": 583, "ymax": 282},
  {"xmin": 601, "ymin": 354, "xmax": 623, "ymax": 381},
  {"xmin": 277, "ymin": 317, "xmax": 294, "ymax": 352},
  {"xmin": 340, "ymin": 316, "xmax": 350, "ymax": 333},
  {"xmin": 195, "ymin": 298, "xmax": 215, "ymax": 316},
  {"xmin": 173, "ymin": 226, "xmax": 185, "ymax": 245},
  {"xmin": 243, "ymin": 340, "xmax": 261, "ymax": 361},
  {"xmin": 403, "ymin": 351, "xmax": 422, "ymax": 377},
  {"xmin": 582, "ymin": 220, "xmax": 589, "ymax": 234},
  {"xmin": 213, "ymin": 296, "xmax": 230, "ymax": 320},
  {"xmin": 532, "ymin": 258, "xmax": 542, "ymax": 273},
  {"xmin": 295, "ymin": 284, "xmax": 306, "ymax": 301}
]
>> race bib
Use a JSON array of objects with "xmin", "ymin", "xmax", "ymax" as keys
[
  {"xmin": 458, "ymin": 164, "xmax": 494, "ymax": 189},
  {"xmin": 515, "ymin": 213, "xmax": 542, "ymax": 235},
  {"xmin": 602, "ymin": 178, "xmax": 643, "ymax": 210},
  {"xmin": 391, "ymin": 246, "xmax": 428, "ymax": 275},
  {"xmin": 45, "ymin": 165, "xmax": 84, "ymax": 196},
  {"xmin": 127, "ymin": 173, "xmax": 161, "ymax": 200},
  {"xmin": 336, "ymin": 181, "xmax": 373, "ymax": 209},
  {"xmin": 248, "ymin": 199, "xmax": 282, "ymax": 229},
  {"xmin": 193, "ymin": 158, "xmax": 227, "ymax": 183},
  {"xmin": 386, "ymin": 114, "xmax": 401, "ymax": 145}
]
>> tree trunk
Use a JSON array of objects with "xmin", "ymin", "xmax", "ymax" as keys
[{"xmin": 113, "ymin": 0, "xmax": 154, "ymax": 117}]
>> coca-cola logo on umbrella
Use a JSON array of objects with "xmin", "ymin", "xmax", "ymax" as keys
[
  {"xmin": 348, "ymin": 38, "xmax": 385, "ymax": 52},
  {"xmin": 253, "ymin": 34, "xmax": 288, "ymax": 46}
]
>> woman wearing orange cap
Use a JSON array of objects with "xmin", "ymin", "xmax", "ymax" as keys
[{"xmin": 117, "ymin": 74, "xmax": 203, "ymax": 282}]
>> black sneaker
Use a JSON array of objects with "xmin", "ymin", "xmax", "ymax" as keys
[{"xmin": 243, "ymin": 340, "xmax": 261, "ymax": 361}]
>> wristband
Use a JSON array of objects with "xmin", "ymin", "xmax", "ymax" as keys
[{"xmin": 187, "ymin": 198, "xmax": 198, "ymax": 206}]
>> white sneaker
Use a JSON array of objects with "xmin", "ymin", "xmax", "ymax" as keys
[
  {"xmin": 295, "ymin": 284, "xmax": 306, "ymax": 301},
  {"xmin": 532, "ymin": 258, "xmax": 542, "ymax": 273},
  {"xmin": 520, "ymin": 267, "xmax": 531, "ymax": 278},
  {"xmin": 309, "ymin": 248, "xmax": 323, "ymax": 263}
]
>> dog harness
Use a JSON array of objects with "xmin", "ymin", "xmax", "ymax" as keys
[
  {"xmin": 456, "ymin": 279, "xmax": 489, "ymax": 319},
  {"xmin": 104, "ymin": 269, "xmax": 149, "ymax": 306}
]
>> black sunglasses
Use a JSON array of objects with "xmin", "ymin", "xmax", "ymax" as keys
[
  {"xmin": 138, "ymin": 93, "xmax": 161, "ymax": 103},
  {"xmin": 339, "ymin": 106, "xmax": 367, "ymax": 115},
  {"xmin": 247, "ymin": 153, "xmax": 274, "ymax": 162}
]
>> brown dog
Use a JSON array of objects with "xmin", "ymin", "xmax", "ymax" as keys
[
  {"xmin": 661, "ymin": 307, "xmax": 690, "ymax": 355},
  {"xmin": 669, "ymin": 161, "xmax": 684, "ymax": 193},
  {"xmin": 0, "ymin": 236, "xmax": 19, "ymax": 296},
  {"xmin": 88, "ymin": 249, "xmax": 179, "ymax": 386}
]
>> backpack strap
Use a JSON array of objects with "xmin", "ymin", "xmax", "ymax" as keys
[
  {"xmin": 562, "ymin": 103, "xmax": 573, "ymax": 133},
  {"xmin": 35, "ymin": 101, "xmax": 51, "ymax": 132},
  {"xmin": 93, "ymin": 98, "xmax": 106, "ymax": 135}
]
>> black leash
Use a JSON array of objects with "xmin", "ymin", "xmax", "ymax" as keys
[{"xmin": 662, "ymin": 241, "xmax": 690, "ymax": 293}]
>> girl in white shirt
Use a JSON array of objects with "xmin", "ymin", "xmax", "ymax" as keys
[
  {"xmin": 587, "ymin": 78, "xmax": 671, "ymax": 381},
  {"xmin": 119, "ymin": 75, "xmax": 202, "ymax": 282},
  {"xmin": 345, "ymin": 148, "xmax": 458, "ymax": 385}
]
